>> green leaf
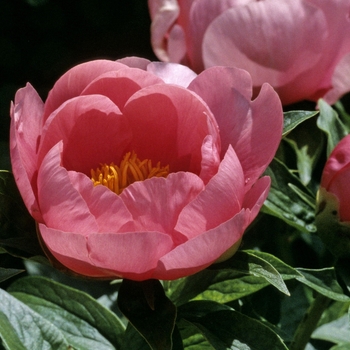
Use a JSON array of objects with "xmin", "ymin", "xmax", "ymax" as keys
[
  {"xmin": 240, "ymin": 250, "xmax": 302, "ymax": 280},
  {"xmin": 0, "ymin": 267, "xmax": 24, "ymax": 283},
  {"xmin": 317, "ymin": 99, "xmax": 348, "ymax": 156},
  {"xmin": 0, "ymin": 171, "xmax": 42, "ymax": 258},
  {"xmin": 262, "ymin": 158, "xmax": 316, "ymax": 232},
  {"xmin": 117, "ymin": 279, "xmax": 176, "ymax": 350},
  {"xmin": 282, "ymin": 110, "xmax": 319, "ymax": 136},
  {"xmin": 213, "ymin": 250, "xmax": 291, "ymax": 295},
  {"xmin": 178, "ymin": 301, "xmax": 288, "ymax": 350},
  {"xmin": 312, "ymin": 314, "xmax": 350, "ymax": 345},
  {"xmin": 178, "ymin": 319, "xmax": 213, "ymax": 349},
  {"xmin": 121, "ymin": 323, "xmax": 151, "ymax": 350},
  {"xmin": 284, "ymin": 118, "xmax": 324, "ymax": 185},
  {"xmin": 167, "ymin": 251, "xmax": 300, "ymax": 306},
  {"xmin": 6, "ymin": 276, "xmax": 125, "ymax": 349},
  {"xmin": 296, "ymin": 268, "xmax": 350, "ymax": 302},
  {"xmin": 0, "ymin": 288, "xmax": 69, "ymax": 350}
]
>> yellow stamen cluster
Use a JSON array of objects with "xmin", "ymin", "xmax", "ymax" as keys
[{"xmin": 91, "ymin": 151, "xmax": 170, "ymax": 195}]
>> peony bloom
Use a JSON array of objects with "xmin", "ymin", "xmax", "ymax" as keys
[
  {"xmin": 10, "ymin": 57, "xmax": 283, "ymax": 280},
  {"xmin": 149, "ymin": 0, "xmax": 350, "ymax": 105},
  {"xmin": 316, "ymin": 135, "xmax": 350, "ymax": 257}
]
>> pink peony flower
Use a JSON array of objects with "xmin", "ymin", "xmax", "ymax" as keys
[
  {"xmin": 319, "ymin": 135, "xmax": 350, "ymax": 223},
  {"xmin": 149, "ymin": 0, "xmax": 350, "ymax": 105},
  {"xmin": 316, "ymin": 135, "xmax": 350, "ymax": 257},
  {"xmin": 10, "ymin": 57, "xmax": 282, "ymax": 281}
]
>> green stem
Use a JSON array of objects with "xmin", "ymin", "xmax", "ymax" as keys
[{"xmin": 289, "ymin": 293, "xmax": 331, "ymax": 350}]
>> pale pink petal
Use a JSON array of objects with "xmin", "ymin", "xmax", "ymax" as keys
[
  {"xmin": 202, "ymin": 0, "xmax": 326, "ymax": 87},
  {"xmin": 167, "ymin": 24, "xmax": 187, "ymax": 63},
  {"xmin": 176, "ymin": 146, "xmax": 244, "ymax": 239},
  {"xmin": 37, "ymin": 142, "xmax": 99, "ymax": 233},
  {"xmin": 147, "ymin": 62, "xmax": 197, "ymax": 87},
  {"xmin": 189, "ymin": 66, "xmax": 283, "ymax": 190},
  {"xmin": 327, "ymin": 163, "xmax": 350, "ymax": 222},
  {"xmin": 155, "ymin": 209, "xmax": 246, "ymax": 280},
  {"xmin": 123, "ymin": 83, "xmax": 220, "ymax": 174},
  {"xmin": 38, "ymin": 224, "xmax": 108, "ymax": 277},
  {"xmin": 323, "ymin": 54, "xmax": 350, "ymax": 104},
  {"xmin": 242, "ymin": 176, "xmax": 271, "ymax": 224},
  {"xmin": 120, "ymin": 172, "xmax": 204, "ymax": 245},
  {"xmin": 67, "ymin": 171, "xmax": 135, "ymax": 233},
  {"xmin": 87, "ymin": 230, "xmax": 174, "ymax": 280},
  {"xmin": 43, "ymin": 60, "xmax": 126, "ymax": 121},
  {"xmin": 116, "ymin": 56, "xmax": 151, "ymax": 69},
  {"xmin": 10, "ymin": 83, "xmax": 44, "ymax": 222},
  {"xmin": 188, "ymin": 66, "xmax": 253, "ymax": 155},
  {"xmin": 187, "ymin": 0, "xmax": 254, "ymax": 71},
  {"xmin": 149, "ymin": 0, "xmax": 181, "ymax": 62},
  {"xmin": 199, "ymin": 135, "xmax": 221, "ymax": 184},
  {"xmin": 321, "ymin": 135, "xmax": 350, "ymax": 189},
  {"xmin": 38, "ymin": 95, "xmax": 131, "ymax": 175},
  {"xmin": 81, "ymin": 68, "xmax": 164, "ymax": 110}
]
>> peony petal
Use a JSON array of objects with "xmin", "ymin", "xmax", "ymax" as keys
[
  {"xmin": 327, "ymin": 163, "xmax": 350, "ymax": 222},
  {"xmin": 147, "ymin": 62, "xmax": 197, "ymax": 87},
  {"xmin": 321, "ymin": 135, "xmax": 350, "ymax": 189},
  {"xmin": 10, "ymin": 84, "xmax": 44, "ymax": 221},
  {"xmin": 323, "ymin": 53, "xmax": 350, "ymax": 104},
  {"xmin": 38, "ymin": 94, "xmax": 131, "ymax": 175},
  {"xmin": 38, "ymin": 224, "xmax": 108, "ymax": 277},
  {"xmin": 68, "ymin": 171, "xmax": 134, "ymax": 233},
  {"xmin": 202, "ymin": 0, "xmax": 326, "ymax": 87},
  {"xmin": 120, "ymin": 172, "xmax": 204, "ymax": 244},
  {"xmin": 242, "ymin": 176, "xmax": 271, "ymax": 225},
  {"xmin": 87, "ymin": 230, "xmax": 174, "ymax": 280},
  {"xmin": 37, "ymin": 142, "xmax": 99, "ymax": 233},
  {"xmin": 117, "ymin": 56, "xmax": 151, "ymax": 70},
  {"xmin": 155, "ymin": 209, "xmax": 246, "ymax": 280},
  {"xmin": 187, "ymin": 0, "xmax": 254, "ymax": 71},
  {"xmin": 176, "ymin": 145, "xmax": 244, "ymax": 239},
  {"xmin": 167, "ymin": 24, "xmax": 187, "ymax": 63},
  {"xmin": 149, "ymin": 0, "xmax": 181, "ymax": 62},
  {"xmin": 43, "ymin": 60, "xmax": 126, "ymax": 121},
  {"xmin": 123, "ymin": 83, "xmax": 220, "ymax": 174},
  {"xmin": 81, "ymin": 67, "xmax": 164, "ymax": 110},
  {"xmin": 189, "ymin": 66, "xmax": 283, "ymax": 190}
]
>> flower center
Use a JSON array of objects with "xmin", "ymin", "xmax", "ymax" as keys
[{"xmin": 91, "ymin": 151, "xmax": 170, "ymax": 194}]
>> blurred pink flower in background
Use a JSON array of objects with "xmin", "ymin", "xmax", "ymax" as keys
[
  {"xmin": 10, "ymin": 57, "xmax": 282, "ymax": 281},
  {"xmin": 319, "ymin": 135, "xmax": 350, "ymax": 223},
  {"xmin": 149, "ymin": 0, "xmax": 350, "ymax": 105}
]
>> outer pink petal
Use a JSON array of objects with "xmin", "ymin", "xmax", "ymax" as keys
[
  {"xmin": 189, "ymin": 66, "xmax": 283, "ymax": 190},
  {"xmin": 147, "ymin": 62, "xmax": 197, "ymax": 87},
  {"xmin": 176, "ymin": 146, "xmax": 244, "ymax": 240},
  {"xmin": 187, "ymin": 0, "xmax": 254, "ymax": 71},
  {"xmin": 10, "ymin": 83, "xmax": 44, "ymax": 222},
  {"xmin": 154, "ymin": 209, "xmax": 246, "ymax": 280},
  {"xmin": 87, "ymin": 230, "xmax": 174, "ymax": 280},
  {"xmin": 327, "ymin": 163, "xmax": 350, "ymax": 222},
  {"xmin": 321, "ymin": 135, "xmax": 350, "ymax": 189},
  {"xmin": 37, "ymin": 142, "xmax": 99, "ymax": 233},
  {"xmin": 81, "ymin": 68, "xmax": 164, "ymax": 110},
  {"xmin": 67, "ymin": 171, "xmax": 135, "ymax": 233},
  {"xmin": 43, "ymin": 60, "xmax": 126, "ymax": 121},
  {"xmin": 149, "ymin": 0, "xmax": 181, "ymax": 62},
  {"xmin": 323, "ymin": 54, "xmax": 350, "ymax": 104},
  {"xmin": 123, "ymin": 83, "xmax": 220, "ymax": 174},
  {"xmin": 202, "ymin": 0, "xmax": 326, "ymax": 87},
  {"xmin": 120, "ymin": 172, "xmax": 204, "ymax": 245},
  {"xmin": 242, "ymin": 176, "xmax": 271, "ymax": 225},
  {"xmin": 38, "ymin": 224, "xmax": 109, "ymax": 278},
  {"xmin": 117, "ymin": 56, "xmax": 151, "ymax": 70},
  {"xmin": 38, "ymin": 95, "xmax": 131, "ymax": 175}
]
